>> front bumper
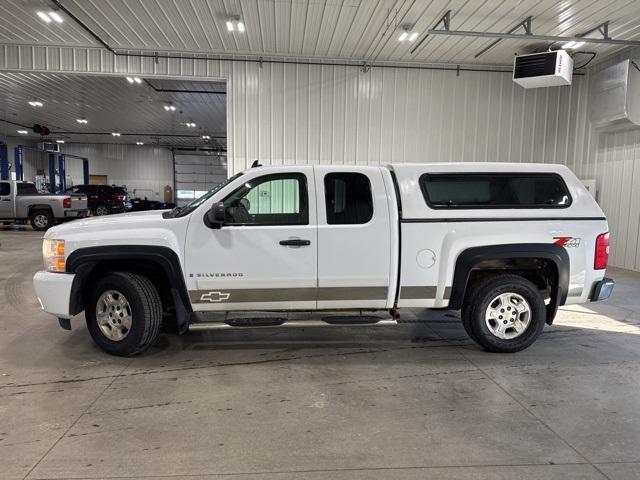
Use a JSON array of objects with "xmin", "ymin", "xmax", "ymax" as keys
[
  {"xmin": 33, "ymin": 270, "xmax": 75, "ymax": 319},
  {"xmin": 590, "ymin": 277, "xmax": 615, "ymax": 302}
]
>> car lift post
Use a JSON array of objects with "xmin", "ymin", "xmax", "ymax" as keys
[
  {"xmin": 82, "ymin": 158, "xmax": 89, "ymax": 185},
  {"xmin": 0, "ymin": 143, "xmax": 8, "ymax": 180},
  {"xmin": 58, "ymin": 154, "xmax": 66, "ymax": 192},
  {"xmin": 48, "ymin": 153, "xmax": 56, "ymax": 193},
  {"xmin": 14, "ymin": 146, "xmax": 23, "ymax": 181}
]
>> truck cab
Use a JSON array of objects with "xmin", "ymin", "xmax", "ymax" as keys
[{"xmin": 33, "ymin": 163, "xmax": 614, "ymax": 356}]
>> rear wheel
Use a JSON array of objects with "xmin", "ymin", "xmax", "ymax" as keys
[
  {"xmin": 85, "ymin": 271, "xmax": 162, "ymax": 356},
  {"xmin": 461, "ymin": 275, "xmax": 546, "ymax": 353},
  {"xmin": 30, "ymin": 210, "xmax": 54, "ymax": 231},
  {"xmin": 94, "ymin": 204, "xmax": 110, "ymax": 216}
]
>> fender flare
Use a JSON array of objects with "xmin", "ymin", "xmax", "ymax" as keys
[
  {"xmin": 66, "ymin": 245, "xmax": 192, "ymax": 334},
  {"xmin": 448, "ymin": 243, "xmax": 569, "ymax": 323}
]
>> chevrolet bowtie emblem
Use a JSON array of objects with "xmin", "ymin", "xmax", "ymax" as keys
[{"xmin": 200, "ymin": 291, "xmax": 231, "ymax": 302}]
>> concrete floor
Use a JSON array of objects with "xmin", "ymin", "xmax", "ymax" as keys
[{"xmin": 1, "ymin": 229, "xmax": 640, "ymax": 480}]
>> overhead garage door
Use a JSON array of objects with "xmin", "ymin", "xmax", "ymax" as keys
[{"xmin": 173, "ymin": 152, "xmax": 228, "ymax": 207}]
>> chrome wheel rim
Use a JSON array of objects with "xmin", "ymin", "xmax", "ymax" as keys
[
  {"xmin": 485, "ymin": 292, "xmax": 531, "ymax": 340},
  {"xmin": 96, "ymin": 290, "xmax": 132, "ymax": 341},
  {"xmin": 33, "ymin": 214, "xmax": 48, "ymax": 228},
  {"xmin": 95, "ymin": 206, "xmax": 109, "ymax": 216}
]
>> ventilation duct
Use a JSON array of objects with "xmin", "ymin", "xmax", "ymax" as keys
[{"xmin": 590, "ymin": 59, "xmax": 640, "ymax": 131}]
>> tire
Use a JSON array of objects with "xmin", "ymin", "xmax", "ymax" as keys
[
  {"xmin": 95, "ymin": 204, "xmax": 110, "ymax": 216},
  {"xmin": 461, "ymin": 274, "xmax": 546, "ymax": 353},
  {"xmin": 85, "ymin": 271, "xmax": 162, "ymax": 356},
  {"xmin": 30, "ymin": 210, "xmax": 54, "ymax": 231}
]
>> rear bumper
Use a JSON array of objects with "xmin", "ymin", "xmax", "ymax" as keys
[
  {"xmin": 64, "ymin": 209, "xmax": 89, "ymax": 218},
  {"xmin": 33, "ymin": 270, "xmax": 75, "ymax": 319},
  {"xmin": 590, "ymin": 277, "xmax": 615, "ymax": 302}
]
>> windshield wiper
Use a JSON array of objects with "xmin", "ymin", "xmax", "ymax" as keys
[{"xmin": 163, "ymin": 206, "xmax": 182, "ymax": 218}]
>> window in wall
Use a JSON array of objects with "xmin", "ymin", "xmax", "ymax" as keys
[
  {"xmin": 177, "ymin": 190, "xmax": 196, "ymax": 200},
  {"xmin": 324, "ymin": 172, "xmax": 373, "ymax": 224},
  {"xmin": 420, "ymin": 173, "xmax": 572, "ymax": 209},
  {"xmin": 0, "ymin": 183, "xmax": 10, "ymax": 196},
  {"xmin": 223, "ymin": 173, "xmax": 308, "ymax": 225}
]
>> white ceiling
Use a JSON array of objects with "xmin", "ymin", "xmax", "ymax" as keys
[
  {"xmin": 0, "ymin": 72, "xmax": 227, "ymax": 148},
  {"xmin": 0, "ymin": 0, "xmax": 639, "ymax": 66}
]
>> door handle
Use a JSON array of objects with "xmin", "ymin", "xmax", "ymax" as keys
[
  {"xmin": 1, "ymin": 198, "xmax": 10, "ymax": 202},
  {"xmin": 279, "ymin": 239, "xmax": 311, "ymax": 247}
]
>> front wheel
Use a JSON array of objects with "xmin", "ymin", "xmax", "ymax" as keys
[
  {"xmin": 85, "ymin": 271, "xmax": 162, "ymax": 356},
  {"xmin": 461, "ymin": 275, "xmax": 546, "ymax": 353}
]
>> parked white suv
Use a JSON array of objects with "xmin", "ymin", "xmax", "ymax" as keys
[{"xmin": 33, "ymin": 163, "xmax": 614, "ymax": 356}]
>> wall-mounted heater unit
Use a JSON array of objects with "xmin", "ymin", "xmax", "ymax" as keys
[
  {"xmin": 39, "ymin": 142, "xmax": 60, "ymax": 153},
  {"xmin": 513, "ymin": 50, "xmax": 573, "ymax": 88}
]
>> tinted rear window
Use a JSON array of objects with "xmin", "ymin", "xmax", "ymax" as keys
[
  {"xmin": 420, "ymin": 173, "xmax": 572, "ymax": 209},
  {"xmin": 17, "ymin": 183, "xmax": 38, "ymax": 195}
]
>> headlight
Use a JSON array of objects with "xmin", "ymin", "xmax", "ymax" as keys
[{"xmin": 43, "ymin": 239, "xmax": 66, "ymax": 272}]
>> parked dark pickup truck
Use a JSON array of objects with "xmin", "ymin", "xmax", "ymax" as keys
[{"xmin": 66, "ymin": 185, "xmax": 131, "ymax": 215}]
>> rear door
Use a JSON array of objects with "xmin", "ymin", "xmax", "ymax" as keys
[
  {"xmin": 185, "ymin": 167, "xmax": 318, "ymax": 311},
  {"xmin": 314, "ymin": 166, "xmax": 392, "ymax": 309}
]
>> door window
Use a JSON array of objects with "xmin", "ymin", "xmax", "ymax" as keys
[
  {"xmin": 0, "ymin": 183, "xmax": 9, "ymax": 196},
  {"xmin": 324, "ymin": 172, "xmax": 373, "ymax": 224},
  {"xmin": 223, "ymin": 173, "xmax": 308, "ymax": 225},
  {"xmin": 17, "ymin": 183, "xmax": 38, "ymax": 195}
]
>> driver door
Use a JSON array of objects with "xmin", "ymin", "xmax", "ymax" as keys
[{"xmin": 184, "ymin": 167, "xmax": 318, "ymax": 311}]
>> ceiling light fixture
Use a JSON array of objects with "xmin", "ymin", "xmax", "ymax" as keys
[
  {"xmin": 28, "ymin": 100, "xmax": 43, "ymax": 107},
  {"xmin": 398, "ymin": 24, "xmax": 419, "ymax": 42},
  {"xmin": 36, "ymin": 11, "xmax": 63, "ymax": 23},
  {"xmin": 186, "ymin": 122, "xmax": 196, "ymax": 128},
  {"xmin": 134, "ymin": 77, "xmax": 142, "ymax": 84},
  {"xmin": 136, "ymin": 141, "xmax": 144, "ymax": 145},
  {"xmin": 36, "ymin": 11, "xmax": 52, "ymax": 23},
  {"xmin": 164, "ymin": 105, "xmax": 176, "ymax": 111},
  {"xmin": 201, "ymin": 135, "xmax": 211, "ymax": 140},
  {"xmin": 56, "ymin": 140, "xmax": 65, "ymax": 144},
  {"xmin": 17, "ymin": 130, "xmax": 28, "ymax": 135},
  {"xmin": 76, "ymin": 118, "xmax": 88, "ymax": 124},
  {"xmin": 112, "ymin": 132, "xmax": 121, "ymax": 136},
  {"xmin": 562, "ymin": 41, "xmax": 585, "ymax": 50},
  {"xmin": 226, "ymin": 16, "xmax": 245, "ymax": 32},
  {"xmin": 126, "ymin": 77, "xmax": 134, "ymax": 83}
]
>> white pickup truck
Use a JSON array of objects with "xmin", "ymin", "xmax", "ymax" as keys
[{"xmin": 33, "ymin": 163, "xmax": 614, "ymax": 356}]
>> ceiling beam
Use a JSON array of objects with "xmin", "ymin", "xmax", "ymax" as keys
[{"xmin": 427, "ymin": 29, "xmax": 640, "ymax": 47}]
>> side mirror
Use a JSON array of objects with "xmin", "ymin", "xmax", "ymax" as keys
[{"xmin": 204, "ymin": 201, "xmax": 226, "ymax": 229}]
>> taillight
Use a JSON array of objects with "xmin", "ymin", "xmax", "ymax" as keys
[
  {"xmin": 62, "ymin": 197, "xmax": 72, "ymax": 208},
  {"xmin": 594, "ymin": 232, "xmax": 609, "ymax": 270},
  {"xmin": 115, "ymin": 195, "xmax": 125, "ymax": 201}
]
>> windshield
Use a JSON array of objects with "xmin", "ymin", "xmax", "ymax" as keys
[{"xmin": 172, "ymin": 173, "xmax": 243, "ymax": 218}]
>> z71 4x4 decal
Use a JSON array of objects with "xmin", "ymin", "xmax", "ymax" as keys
[{"xmin": 554, "ymin": 236, "xmax": 581, "ymax": 248}]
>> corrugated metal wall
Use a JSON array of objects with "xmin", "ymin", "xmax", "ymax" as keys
[
  {"xmin": 56, "ymin": 143, "xmax": 174, "ymax": 199},
  {"xmin": 1, "ymin": 44, "xmax": 638, "ymax": 270}
]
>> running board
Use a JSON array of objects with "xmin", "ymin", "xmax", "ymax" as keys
[{"xmin": 189, "ymin": 318, "xmax": 398, "ymax": 331}]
